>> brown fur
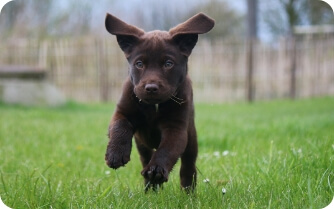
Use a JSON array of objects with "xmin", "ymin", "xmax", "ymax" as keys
[{"xmin": 104, "ymin": 13, "xmax": 214, "ymax": 192}]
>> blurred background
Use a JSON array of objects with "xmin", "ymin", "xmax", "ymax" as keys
[{"xmin": 0, "ymin": 0, "xmax": 333, "ymax": 104}]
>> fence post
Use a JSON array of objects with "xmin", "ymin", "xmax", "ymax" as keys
[
  {"xmin": 289, "ymin": 37, "xmax": 297, "ymax": 99},
  {"xmin": 96, "ymin": 38, "xmax": 109, "ymax": 102},
  {"xmin": 246, "ymin": 0, "xmax": 258, "ymax": 102},
  {"xmin": 246, "ymin": 39, "xmax": 255, "ymax": 102}
]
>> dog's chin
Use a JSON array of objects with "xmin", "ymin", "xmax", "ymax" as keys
[
  {"xmin": 136, "ymin": 94, "xmax": 169, "ymax": 105},
  {"xmin": 141, "ymin": 97, "xmax": 168, "ymax": 105},
  {"xmin": 134, "ymin": 88, "xmax": 174, "ymax": 105},
  {"xmin": 142, "ymin": 99, "xmax": 163, "ymax": 105}
]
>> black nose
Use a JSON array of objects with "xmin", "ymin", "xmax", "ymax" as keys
[{"xmin": 145, "ymin": 83, "xmax": 159, "ymax": 93}]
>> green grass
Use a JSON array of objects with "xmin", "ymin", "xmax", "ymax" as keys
[{"xmin": 0, "ymin": 98, "xmax": 333, "ymax": 208}]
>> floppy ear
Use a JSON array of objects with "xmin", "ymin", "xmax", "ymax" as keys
[
  {"xmin": 169, "ymin": 13, "xmax": 215, "ymax": 56},
  {"xmin": 105, "ymin": 13, "xmax": 145, "ymax": 55}
]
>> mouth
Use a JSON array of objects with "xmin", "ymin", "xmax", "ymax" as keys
[
  {"xmin": 134, "ymin": 86, "xmax": 186, "ymax": 105},
  {"xmin": 134, "ymin": 86, "xmax": 169, "ymax": 104},
  {"xmin": 135, "ymin": 93, "xmax": 186, "ymax": 105},
  {"xmin": 135, "ymin": 95, "xmax": 167, "ymax": 104}
]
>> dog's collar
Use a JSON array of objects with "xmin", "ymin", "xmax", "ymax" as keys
[
  {"xmin": 133, "ymin": 93, "xmax": 142, "ymax": 103},
  {"xmin": 170, "ymin": 90, "xmax": 186, "ymax": 106},
  {"xmin": 133, "ymin": 93, "xmax": 159, "ymax": 112},
  {"xmin": 133, "ymin": 92, "xmax": 186, "ymax": 106}
]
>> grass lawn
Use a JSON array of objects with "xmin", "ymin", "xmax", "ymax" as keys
[{"xmin": 0, "ymin": 97, "xmax": 333, "ymax": 208}]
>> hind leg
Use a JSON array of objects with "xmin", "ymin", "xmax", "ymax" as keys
[
  {"xmin": 180, "ymin": 145, "xmax": 197, "ymax": 191},
  {"xmin": 134, "ymin": 137, "xmax": 161, "ymax": 191},
  {"xmin": 180, "ymin": 127, "xmax": 198, "ymax": 192},
  {"xmin": 135, "ymin": 137, "xmax": 153, "ymax": 168}
]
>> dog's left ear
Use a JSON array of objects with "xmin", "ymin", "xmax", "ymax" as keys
[{"xmin": 169, "ymin": 13, "xmax": 215, "ymax": 56}]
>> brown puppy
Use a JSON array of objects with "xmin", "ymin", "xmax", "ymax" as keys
[{"xmin": 104, "ymin": 13, "xmax": 214, "ymax": 191}]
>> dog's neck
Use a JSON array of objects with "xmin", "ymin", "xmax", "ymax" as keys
[{"xmin": 133, "ymin": 91, "xmax": 186, "ymax": 107}]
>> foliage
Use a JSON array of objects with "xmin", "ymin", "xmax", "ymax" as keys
[
  {"xmin": 0, "ymin": 0, "xmax": 93, "ymax": 39},
  {"xmin": 0, "ymin": 98, "xmax": 333, "ymax": 208},
  {"xmin": 262, "ymin": 0, "xmax": 334, "ymax": 38},
  {"xmin": 188, "ymin": 0, "xmax": 245, "ymax": 40},
  {"xmin": 0, "ymin": 0, "xmax": 244, "ymax": 40}
]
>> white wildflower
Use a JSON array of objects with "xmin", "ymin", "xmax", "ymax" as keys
[
  {"xmin": 203, "ymin": 178, "xmax": 210, "ymax": 183},
  {"xmin": 199, "ymin": 153, "xmax": 210, "ymax": 159},
  {"xmin": 222, "ymin": 150, "xmax": 229, "ymax": 156},
  {"xmin": 213, "ymin": 151, "xmax": 220, "ymax": 158}
]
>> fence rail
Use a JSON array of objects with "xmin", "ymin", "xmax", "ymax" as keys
[{"xmin": 1, "ymin": 36, "xmax": 334, "ymax": 103}]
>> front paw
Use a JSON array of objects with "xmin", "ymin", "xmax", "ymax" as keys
[
  {"xmin": 141, "ymin": 165, "xmax": 168, "ymax": 184},
  {"xmin": 105, "ymin": 147, "xmax": 130, "ymax": 169}
]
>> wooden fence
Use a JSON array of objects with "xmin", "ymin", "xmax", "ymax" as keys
[{"xmin": 0, "ymin": 36, "xmax": 333, "ymax": 103}]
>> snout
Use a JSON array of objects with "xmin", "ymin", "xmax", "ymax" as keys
[
  {"xmin": 145, "ymin": 83, "xmax": 159, "ymax": 94},
  {"xmin": 134, "ymin": 81, "xmax": 173, "ymax": 104}
]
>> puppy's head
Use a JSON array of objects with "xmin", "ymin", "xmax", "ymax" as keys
[{"xmin": 106, "ymin": 13, "xmax": 214, "ymax": 104}]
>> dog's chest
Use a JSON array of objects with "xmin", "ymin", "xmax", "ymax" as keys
[
  {"xmin": 140, "ymin": 105, "xmax": 162, "ymax": 128},
  {"xmin": 135, "ymin": 104, "xmax": 165, "ymax": 148}
]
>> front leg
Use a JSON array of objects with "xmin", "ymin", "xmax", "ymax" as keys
[
  {"xmin": 141, "ymin": 129, "xmax": 187, "ymax": 186},
  {"xmin": 105, "ymin": 114, "xmax": 134, "ymax": 169}
]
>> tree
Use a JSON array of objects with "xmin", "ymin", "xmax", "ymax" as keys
[
  {"xmin": 49, "ymin": 0, "xmax": 92, "ymax": 37},
  {"xmin": 262, "ymin": 0, "xmax": 334, "ymax": 99},
  {"xmin": 0, "ymin": 0, "xmax": 93, "ymax": 39},
  {"xmin": 262, "ymin": 0, "xmax": 334, "ymax": 38},
  {"xmin": 0, "ymin": 0, "xmax": 26, "ymax": 37},
  {"xmin": 187, "ymin": 0, "xmax": 245, "ymax": 40},
  {"xmin": 303, "ymin": 0, "xmax": 334, "ymax": 25},
  {"xmin": 0, "ymin": 0, "xmax": 247, "ymax": 40},
  {"xmin": 0, "ymin": 0, "xmax": 55, "ymax": 38}
]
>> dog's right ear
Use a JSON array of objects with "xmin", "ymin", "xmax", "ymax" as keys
[{"xmin": 105, "ymin": 13, "xmax": 145, "ymax": 56}]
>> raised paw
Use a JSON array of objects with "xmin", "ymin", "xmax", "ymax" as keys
[
  {"xmin": 105, "ymin": 147, "xmax": 130, "ymax": 169},
  {"xmin": 141, "ymin": 165, "xmax": 168, "ymax": 185}
]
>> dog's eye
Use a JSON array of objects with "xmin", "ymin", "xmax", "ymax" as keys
[
  {"xmin": 164, "ymin": 60, "xmax": 174, "ymax": 69},
  {"xmin": 135, "ymin": 61, "xmax": 144, "ymax": 69}
]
